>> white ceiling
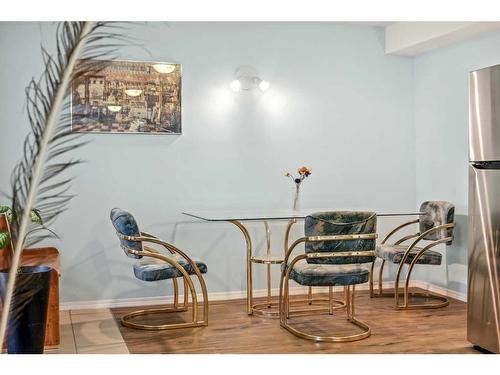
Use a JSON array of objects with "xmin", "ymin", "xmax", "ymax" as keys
[
  {"xmin": 348, "ymin": 21, "xmax": 395, "ymax": 27},
  {"xmin": 382, "ymin": 22, "xmax": 500, "ymax": 56}
]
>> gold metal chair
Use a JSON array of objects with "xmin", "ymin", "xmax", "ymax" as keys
[
  {"xmin": 369, "ymin": 201, "xmax": 455, "ymax": 310},
  {"xmin": 110, "ymin": 208, "xmax": 208, "ymax": 330},
  {"xmin": 279, "ymin": 211, "xmax": 377, "ymax": 342}
]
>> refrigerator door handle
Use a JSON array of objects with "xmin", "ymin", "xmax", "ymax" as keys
[{"xmin": 471, "ymin": 161, "xmax": 500, "ymax": 169}]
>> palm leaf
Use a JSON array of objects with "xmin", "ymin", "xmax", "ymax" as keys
[
  {"xmin": 0, "ymin": 21, "xmax": 134, "ymax": 348},
  {"xmin": 29, "ymin": 209, "xmax": 43, "ymax": 225}
]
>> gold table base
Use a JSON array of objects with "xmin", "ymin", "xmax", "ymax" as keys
[
  {"xmin": 252, "ymin": 297, "xmax": 346, "ymax": 317},
  {"xmin": 230, "ymin": 218, "xmax": 317, "ymax": 316}
]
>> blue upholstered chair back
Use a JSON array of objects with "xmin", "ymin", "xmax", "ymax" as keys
[
  {"xmin": 419, "ymin": 201, "xmax": 455, "ymax": 245},
  {"xmin": 110, "ymin": 208, "xmax": 143, "ymax": 259},
  {"xmin": 304, "ymin": 211, "xmax": 377, "ymax": 264}
]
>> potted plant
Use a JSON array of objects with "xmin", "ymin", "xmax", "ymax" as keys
[
  {"xmin": 0, "ymin": 22, "xmax": 129, "ymax": 354},
  {"xmin": 0, "ymin": 207, "xmax": 52, "ymax": 354}
]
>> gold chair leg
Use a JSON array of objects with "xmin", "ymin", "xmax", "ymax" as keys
[
  {"xmin": 370, "ymin": 258, "xmax": 393, "ymax": 298},
  {"xmin": 173, "ymin": 277, "xmax": 179, "ymax": 308},
  {"xmin": 328, "ymin": 286, "xmax": 333, "ymax": 315},
  {"xmin": 370, "ymin": 258, "xmax": 449, "ymax": 310},
  {"xmin": 279, "ymin": 264, "xmax": 370, "ymax": 342},
  {"xmin": 172, "ymin": 277, "xmax": 189, "ymax": 312},
  {"xmin": 121, "ymin": 273, "xmax": 203, "ymax": 330},
  {"xmin": 387, "ymin": 255, "xmax": 449, "ymax": 310},
  {"xmin": 121, "ymin": 247, "xmax": 210, "ymax": 330},
  {"xmin": 345, "ymin": 285, "xmax": 351, "ymax": 319},
  {"xmin": 121, "ymin": 307, "xmax": 206, "ymax": 331},
  {"xmin": 349, "ymin": 285, "xmax": 356, "ymax": 319},
  {"xmin": 369, "ymin": 259, "xmax": 376, "ymax": 297},
  {"xmin": 378, "ymin": 259, "xmax": 386, "ymax": 295},
  {"xmin": 394, "ymin": 258, "xmax": 406, "ymax": 307},
  {"xmin": 396, "ymin": 253, "xmax": 449, "ymax": 310},
  {"xmin": 182, "ymin": 277, "xmax": 189, "ymax": 308},
  {"xmin": 196, "ymin": 274, "xmax": 209, "ymax": 326},
  {"xmin": 285, "ymin": 272, "xmax": 291, "ymax": 319}
]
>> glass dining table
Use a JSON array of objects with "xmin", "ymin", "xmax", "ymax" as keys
[{"xmin": 182, "ymin": 209, "xmax": 423, "ymax": 317}]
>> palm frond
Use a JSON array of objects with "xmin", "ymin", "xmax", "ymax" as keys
[{"xmin": 0, "ymin": 21, "xmax": 134, "ymax": 348}]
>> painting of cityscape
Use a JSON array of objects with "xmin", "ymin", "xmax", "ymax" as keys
[{"xmin": 71, "ymin": 60, "xmax": 181, "ymax": 134}]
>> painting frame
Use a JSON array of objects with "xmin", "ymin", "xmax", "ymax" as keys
[{"xmin": 70, "ymin": 59, "xmax": 182, "ymax": 135}]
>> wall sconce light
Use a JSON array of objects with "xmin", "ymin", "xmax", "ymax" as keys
[{"xmin": 230, "ymin": 66, "xmax": 270, "ymax": 92}]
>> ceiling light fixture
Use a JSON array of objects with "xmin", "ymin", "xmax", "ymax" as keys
[
  {"xmin": 107, "ymin": 105, "xmax": 122, "ymax": 112},
  {"xmin": 152, "ymin": 63, "xmax": 176, "ymax": 74},
  {"xmin": 125, "ymin": 88, "xmax": 143, "ymax": 97}
]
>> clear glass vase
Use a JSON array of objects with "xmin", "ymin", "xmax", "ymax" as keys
[{"xmin": 292, "ymin": 183, "xmax": 301, "ymax": 211}]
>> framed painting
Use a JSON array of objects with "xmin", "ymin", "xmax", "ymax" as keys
[{"xmin": 71, "ymin": 60, "xmax": 182, "ymax": 134}]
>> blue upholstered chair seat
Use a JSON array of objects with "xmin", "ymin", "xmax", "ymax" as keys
[
  {"xmin": 284, "ymin": 260, "xmax": 370, "ymax": 287},
  {"xmin": 375, "ymin": 244, "xmax": 442, "ymax": 265},
  {"xmin": 134, "ymin": 255, "xmax": 208, "ymax": 282}
]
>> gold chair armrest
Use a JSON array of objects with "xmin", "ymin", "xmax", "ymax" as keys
[
  {"xmin": 118, "ymin": 233, "xmax": 178, "ymax": 254},
  {"xmin": 381, "ymin": 219, "xmax": 419, "ymax": 244},
  {"xmin": 283, "ymin": 250, "xmax": 375, "ymax": 275},
  {"xmin": 306, "ymin": 234, "xmax": 377, "ymax": 241},
  {"xmin": 305, "ymin": 250, "xmax": 375, "ymax": 259},
  {"xmin": 127, "ymin": 248, "xmax": 193, "ymax": 279},
  {"xmin": 398, "ymin": 223, "xmax": 455, "ymax": 265},
  {"xmin": 283, "ymin": 233, "xmax": 377, "ymax": 269},
  {"xmin": 394, "ymin": 233, "xmax": 420, "ymax": 245},
  {"xmin": 143, "ymin": 245, "xmax": 161, "ymax": 254},
  {"xmin": 117, "ymin": 233, "xmax": 202, "ymax": 278}
]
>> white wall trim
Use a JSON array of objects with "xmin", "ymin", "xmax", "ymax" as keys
[
  {"xmin": 413, "ymin": 280, "xmax": 467, "ymax": 302},
  {"xmin": 61, "ymin": 286, "xmax": 326, "ymax": 310},
  {"xmin": 61, "ymin": 280, "xmax": 466, "ymax": 310}
]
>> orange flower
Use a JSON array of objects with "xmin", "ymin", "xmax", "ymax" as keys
[{"xmin": 298, "ymin": 166, "xmax": 312, "ymax": 177}]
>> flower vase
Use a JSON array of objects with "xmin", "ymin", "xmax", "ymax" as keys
[{"xmin": 293, "ymin": 183, "xmax": 301, "ymax": 211}]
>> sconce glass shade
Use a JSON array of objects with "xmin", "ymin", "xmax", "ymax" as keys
[
  {"xmin": 125, "ymin": 89, "xmax": 143, "ymax": 97},
  {"xmin": 258, "ymin": 80, "xmax": 270, "ymax": 92},
  {"xmin": 152, "ymin": 63, "xmax": 176, "ymax": 74},
  {"xmin": 230, "ymin": 79, "xmax": 242, "ymax": 92},
  {"xmin": 107, "ymin": 105, "xmax": 122, "ymax": 112}
]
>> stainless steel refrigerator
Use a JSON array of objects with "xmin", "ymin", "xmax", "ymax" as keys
[{"xmin": 468, "ymin": 64, "xmax": 500, "ymax": 353}]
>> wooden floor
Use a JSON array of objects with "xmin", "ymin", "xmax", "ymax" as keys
[{"xmin": 111, "ymin": 288, "xmax": 478, "ymax": 354}]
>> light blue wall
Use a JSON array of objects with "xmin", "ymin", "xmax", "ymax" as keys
[
  {"xmin": 0, "ymin": 22, "xmax": 417, "ymax": 303},
  {"xmin": 413, "ymin": 32, "xmax": 500, "ymax": 296}
]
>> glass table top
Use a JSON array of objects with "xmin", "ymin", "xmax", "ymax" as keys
[{"xmin": 182, "ymin": 209, "xmax": 424, "ymax": 222}]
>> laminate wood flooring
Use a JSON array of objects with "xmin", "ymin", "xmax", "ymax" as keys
[{"xmin": 111, "ymin": 288, "xmax": 478, "ymax": 354}]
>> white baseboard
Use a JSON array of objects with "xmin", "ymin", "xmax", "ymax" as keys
[
  {"xmin": 413, "ymin": 280, "xmax": 467, "ymax": 302},
  {"xmin": 61, "ymin": 286, "xmax": 327, "ymax": 310},
  {"xmin": 61, "ymin": 280, "xmax": 466, "ymax": 310}
]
